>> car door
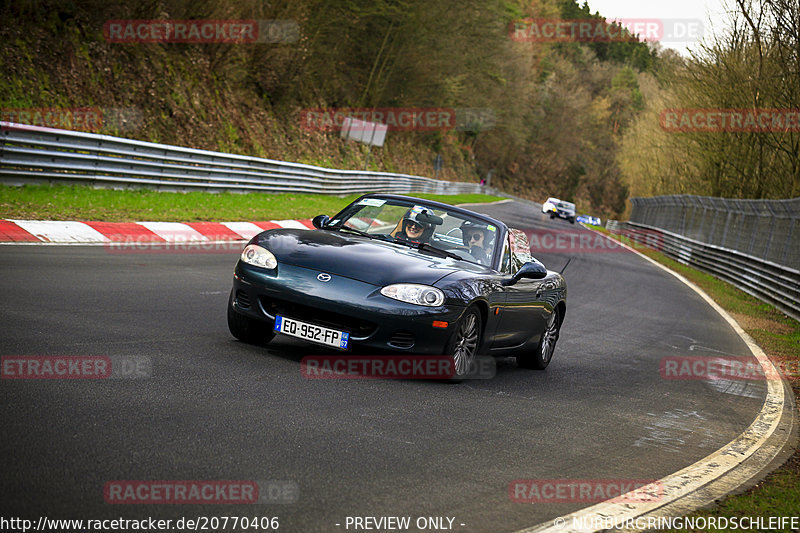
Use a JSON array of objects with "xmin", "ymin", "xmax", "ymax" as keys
[{"xmin": 490, "ymin": 231, "xmax": 548, "ymax": 349}]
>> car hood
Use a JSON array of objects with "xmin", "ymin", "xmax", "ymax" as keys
[{"xmin": 256, "ymin": 229, "xmax": 489, "ymax": 286}]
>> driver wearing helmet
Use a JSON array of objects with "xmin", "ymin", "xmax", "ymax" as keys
[
  {"xmin": 397, "ymin": 208, "xmax": 435, "ymax": 243},
  {"xmin": 461, "ymin": 221, "xmax": 491, "ymax": 265}
]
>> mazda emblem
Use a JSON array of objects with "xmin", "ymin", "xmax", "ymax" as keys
[{"xmin": 317, "ymin": 273, "xmax": 332, "ymax": 282}]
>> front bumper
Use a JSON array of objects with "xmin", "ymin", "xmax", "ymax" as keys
[{"xmin": 231, "ymin": 262, "xmax": 467, "ymax": 354}]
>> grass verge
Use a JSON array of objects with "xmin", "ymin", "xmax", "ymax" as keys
[
  {"xmin": 593, "ymin": 225, "xmax": 800, "ymax": 530},
  {"xmin": 0, "ymin": 184, "xmax": 504, "ymax": 222}
]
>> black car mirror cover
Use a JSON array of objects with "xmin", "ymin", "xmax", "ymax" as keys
[{"xmin": 312, "ymin": 214, "xmax": 330, "ymax": 229}]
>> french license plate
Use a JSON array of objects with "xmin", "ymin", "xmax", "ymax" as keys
[{"xmin": 274, "ymin": 315, "xmax": 350, "ymax": 349}]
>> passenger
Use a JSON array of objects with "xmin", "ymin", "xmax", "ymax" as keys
[
  {"xmin": 460, "ymin": 221, "xmax": 491, "ymax": 265},
  {"xmin": 397, "ymin": 209, "xmax": 435, "ymax": 243}
]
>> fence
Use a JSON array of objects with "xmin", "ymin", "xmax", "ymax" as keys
[
  {"xmin": 608, "ymin": 194, "xmax": 800, "ymax": 321},
  {"xmin": 0, "ymin": 122, "xmax": 483, "ymax": 196},
  {"xmin": 629, "ymin": 195, "xmax": 800, "ymax": 270}
]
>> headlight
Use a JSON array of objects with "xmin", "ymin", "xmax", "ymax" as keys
[
  {"xmin": 240, "ymin": 244, "xmax": 277, "ymax": 269},
  {"xmin": 380, "ymin": 284, "xmax": 444, "ymax": 307}
]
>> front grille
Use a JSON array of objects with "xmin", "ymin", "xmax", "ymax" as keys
[
  {"xmin": 388, "ymin": 330, "xmax": 415, "ymax": 349},
  {"xmin": 259, "ymin": 296, "xmax": 377, "ymax": 338},
  {"xmin": 235, "ymin": 290, "xmax": 251, "ymax": 309}
]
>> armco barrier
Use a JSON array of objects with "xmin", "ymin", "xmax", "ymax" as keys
[
  {"xmin": 629, "ymin": 195, "xmax": 800, "ymax": 270},
  {"xmin": 0, "ymin": 122, "xmax": 482, "ymax": 195},
  {"xmin": 606, "ymin": 220, "xmax": 800, "ymax": 322}
]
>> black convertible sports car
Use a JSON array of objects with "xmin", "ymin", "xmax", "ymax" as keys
[{"xmin": 228, "ymin": 194, "xmax": 567, "ymax": 378}]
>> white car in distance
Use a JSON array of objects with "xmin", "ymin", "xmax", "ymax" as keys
[{"xmin": 542, "ymin": 197, "xmax": 560, "ymax": 215}]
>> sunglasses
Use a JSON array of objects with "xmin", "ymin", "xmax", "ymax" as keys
[
  {"xmin": 405, "ymin": 221, "xmax": 424, "ymax": 232},
  {"xmin": 468, "ymin": 232, "xmax": 484, "ymax": 241}
]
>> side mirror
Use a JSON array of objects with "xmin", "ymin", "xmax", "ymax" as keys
[
  {"xmin": 503, "ymin": 260, "xmax": 547, "ymax": 286},
  {"xmin": 312, "ymin": 214, "xmax": 330, "ymax": 229}
]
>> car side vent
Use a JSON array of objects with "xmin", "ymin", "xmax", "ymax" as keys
[
  {"xmin": 388, "ymin": 330, "xmax": 415, "ymax": 349},
  {"xmin": 235, "ymin": 290, "xmax": 251, "ymax": 309}
]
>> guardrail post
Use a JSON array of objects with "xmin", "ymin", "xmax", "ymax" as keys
[
  {"xmin": 707, "ymin": 200, "xmax": 719, "ymax": 244},
  {"xmin": 734, "ymin": 200, "xmax": 748, "ymax": 252},
  {"xmin": 746, "ymin": 202, "xmax": 759, "ymax": 255},
  {"xmin": 720, "ymin": 210, "xmax": 732, "ymax": 248},
  {"xmin": 763, "ymin": 203, "xmax": 776, "ymax": 261},
  {"xmin": 696, "ymin": 200, "xmax": 708, "ymax": 242},
  {"xmin": 684, "ymin": 197, "xmax": 695, "ymax": 238},
  {"xmin": 679, "ymin": 196, "xmax": 687, "ymax": 235},
  {"xmin": 782, "ymin": 218, "xmax": 796, "ymax": 265}
]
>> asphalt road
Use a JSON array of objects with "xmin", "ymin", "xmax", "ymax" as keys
[{"xmin": 0, "ymin": 200, "xmax": 767, "ymax": 532}]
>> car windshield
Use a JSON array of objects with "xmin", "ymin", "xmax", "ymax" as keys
[
  {"xmin": 559, "ymin": 202, "xmax": 575, "ymax": 210},
  {"xmin": 327, "ymin": 197, "xmax": 499, "ymax": 266}
]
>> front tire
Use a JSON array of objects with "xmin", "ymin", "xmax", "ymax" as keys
[
  {"xmin": 227, "ymin": 292, "xmax": 275, "ymax": 345},
  {"xmin": 517, "ymin": 307, "xmax": 561, "ymax": 370},
  {"xmin": 445, "ymin": 307, "xmax": 482, "ymax": 379}
]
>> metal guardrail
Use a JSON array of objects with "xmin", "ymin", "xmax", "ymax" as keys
[
  {"xmin": 630, "ymin": 195, "xmax": 800, "ymax": 270},
  {"xmin": 606, "ymin": 220, "xmax": 800, "ymax": 322},
  {"xmin": 0, "ymin": 122, "xmax": 483, "ymax": 195}
]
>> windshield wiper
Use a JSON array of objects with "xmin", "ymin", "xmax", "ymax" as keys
[
  {"xmin": 331, "ymin": 226, "xmax": 372, "ymax": 238},
  {"xmin": 332, "ymin": 226, "xmax": 394, "ymax": 242},
  {"xmin": 397, "ymin": 241, "xmax": 464, "ymax": 261},
  {"xmin": 336, "ymin": 230, "xmax": 463, "ymax": 260},
  {"xmin": 421, "ymin": 243, "xmax": 465, "ymax": 261}
]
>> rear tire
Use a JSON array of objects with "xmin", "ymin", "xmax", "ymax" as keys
[
  {"xmin": 227, "ymin": 291, "xmax": 275, "ymax": 345},
  {"xmin": 517, "ymin": 307, "xmax": 561, "ymax": 370}
]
